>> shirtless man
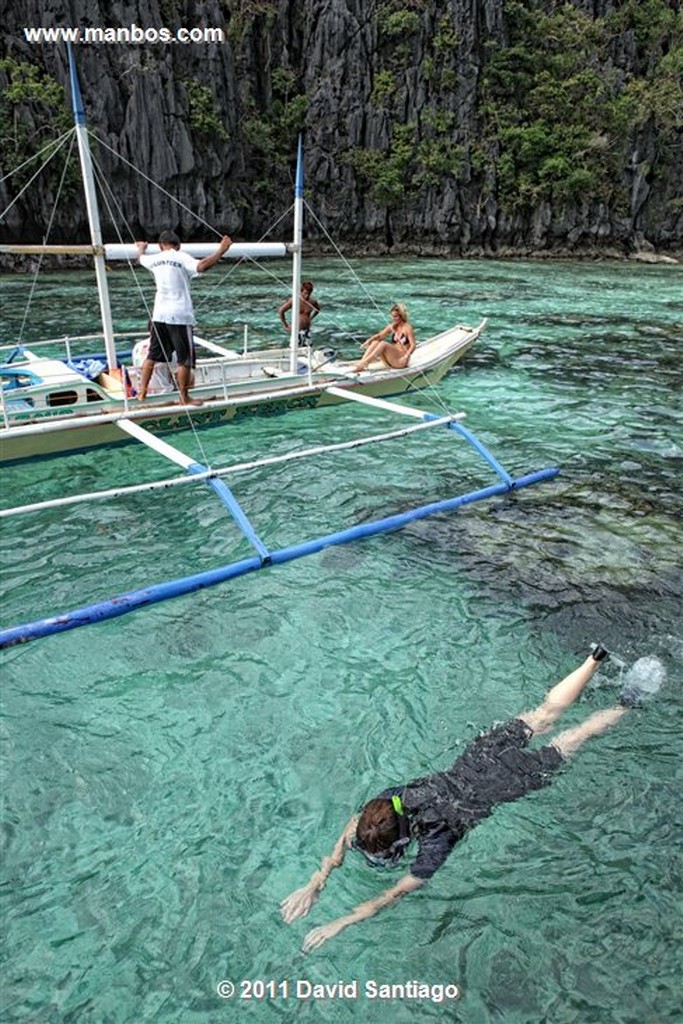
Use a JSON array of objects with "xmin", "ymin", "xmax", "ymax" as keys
[{"xmin": 278, "ymin": 281, "xmax": 321, "ymax": 345}]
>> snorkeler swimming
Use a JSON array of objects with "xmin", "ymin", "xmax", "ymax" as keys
[{"xmin": 281, "ymin": 645, "xmax": 665, "ymax": 953}]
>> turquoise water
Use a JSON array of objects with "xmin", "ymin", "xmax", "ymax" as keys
[{"xmin": 1, "ymin": 258, "xmax": 681, "ymax": 1023}]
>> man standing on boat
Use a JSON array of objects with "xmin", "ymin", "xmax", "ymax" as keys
[
  {"xmin": 278, "ymin": 281, "xmax": 321, "ymax": 346},
  {"xmin": 135, "ymin": 231, "xmax": 232, "ymax": 405}
]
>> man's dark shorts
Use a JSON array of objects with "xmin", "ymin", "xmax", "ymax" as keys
[
  {"xmin": 148, "ymin": 322, "xmax": 195, "ymax": 368},
  {"xmin": 401, "ymin": 718, "xmax": 565, "ymax": 836},
  {"xmin": 447, "ymin": 718, "xmax": 564, "ymax": 808}
]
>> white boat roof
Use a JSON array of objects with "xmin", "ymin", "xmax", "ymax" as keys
[{"xmin": 4, "ymin": 358, "xmax": 88, "ymax": 386}]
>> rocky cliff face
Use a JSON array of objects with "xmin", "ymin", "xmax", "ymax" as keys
[{"xmin": 1, "ymin": 0, "xmax": 681, "ymax": 255}]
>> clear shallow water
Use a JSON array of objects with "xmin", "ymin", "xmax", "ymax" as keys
[{"xmin": 1, "ymin": 258, "xmax": 682, "ymax": 1023}]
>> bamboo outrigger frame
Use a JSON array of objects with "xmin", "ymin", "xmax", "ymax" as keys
[{"xmin": 0, "ymin": 388, "xmax": 559, "ymax": 649}]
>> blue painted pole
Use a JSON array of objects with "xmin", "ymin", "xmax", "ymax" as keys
[
  {"xmin": 295, "ymin": 133, "xmax": 304, "ymax": 199},
  {"xmin": 0, "ymin": 467, "xmax": 558, "ymax": 649},
  {"xmin": 187, "ymin": 463, "xmax": 270, "ymax": 562},
  {"xmin": 422, "ymin": 413, "xmax": 513, "ymax": 485},
  {"xmin": 67, "ymin": 43, "xmax": 86, "ymax": 125},
  {"xmin": 447, "ymin": 421, "xmax": 514, "ymax": 486}
]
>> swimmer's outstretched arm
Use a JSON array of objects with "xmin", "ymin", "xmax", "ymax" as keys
[
  {"xmin": 302, "ymin": 873, "xmax": 424, "ymax": 953},
  {"xmin": 280, "ymin": 816, "xmax": 358, "ymax": 924}
]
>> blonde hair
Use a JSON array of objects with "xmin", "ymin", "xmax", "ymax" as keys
[{"xmin": 390, "ymin": 303, "xmax": 409, "ymax": 321}]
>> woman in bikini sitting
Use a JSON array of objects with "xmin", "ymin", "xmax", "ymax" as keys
[{"xmin": 352, "ymin": 303, "xmax": 416, "ymax": 373}]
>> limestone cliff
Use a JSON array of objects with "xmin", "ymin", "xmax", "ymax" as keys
[{"xmin": 1, "ymin": 0, "xmax": 681, "ymax": 255}]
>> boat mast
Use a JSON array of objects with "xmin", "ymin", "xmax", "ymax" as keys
[
  {"xmin": 67, "ymin": 44, "xmax": 118, "ymax": 371},
  {"xmin": 289, "ymin": 136, "xmax": 304, "ymax": 374}
]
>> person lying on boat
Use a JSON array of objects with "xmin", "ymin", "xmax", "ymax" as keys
[
  {"xmin": 281, "ymin": 645, "xmax": 665, "ymax": 952},
  {"xmin": 135, "ymin": 230, "xmax": 232, "ymax": 405},
  {"xmin": 278, "ymin": 280, "xmax": 321, "ymax": 346},
  {"xmin": 352, "ymin": 302, "xmax": 416, "ymax": 372}
]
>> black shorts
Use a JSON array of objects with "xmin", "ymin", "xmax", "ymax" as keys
[
  {"xmin": 448, "ymin": 718, "xmax": 564, "ymax": 807},
  {"xmin": 402, "ymin": 718, "xmax": 565, "ymax": 840},
  {"xmin": 148, "ymin": 322, "xmax": 195, "ymax": 368}
]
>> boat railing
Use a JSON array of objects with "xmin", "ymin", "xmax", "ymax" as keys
[
  {"xmin": 0, "ymin": 328, "xmax": 282, "ymax": 366},
  {"xmin": 0, "ymin": 331, "xmax": 147, "ymax": 365}
]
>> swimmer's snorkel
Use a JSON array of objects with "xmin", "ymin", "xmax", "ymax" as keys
[{"xmin": 353, "ymin": 794, "xmax": 411, "ymax": 869}]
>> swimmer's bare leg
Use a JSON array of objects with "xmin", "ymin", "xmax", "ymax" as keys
[
  {"xmin": 550, "ymin": 706, "xmax": 627, "ymax": 758},
  {"xmin": 520, "ymin": 648, "xmax": 608, "ymax": 736}
]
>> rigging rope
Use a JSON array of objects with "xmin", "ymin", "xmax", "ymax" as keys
[
  {"xmin": 191, "ymin": 203, "xmax": 294, "ymax": 318},
  {"xmin": 16, "ymin": 133, "xmax": 77, "ymax": 346},
  {"xmin": 92, "ymin": 133, "xmax": 222, "ymax": 240},
  {"xmin": 0, "ymin": 128, "xmax": 74, "ymax": 203}
]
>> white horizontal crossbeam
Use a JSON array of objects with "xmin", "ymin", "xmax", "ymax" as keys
[
  {"xmin": 325, "ymin": 386, "xmax": 437, "ymax": 420},
  {"xmin": 0, "ymin": 242, "xmax": 289, "ymax": 260},
  {"xmin": 1, "ymin": 412, "xmax": 465, "ymax": 519},
  {"xmin": 115, "ymin": 418, "xmax": 196, "ymax": 469}
]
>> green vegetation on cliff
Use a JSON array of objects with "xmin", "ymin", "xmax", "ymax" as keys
[
  {"xmin": 477, "ymin": 0, "xmax": 682, "ymax": 212},
  {"xmin": 347, "ymin": 0, "xmax": 681, "ymax": 228},
  {"xmin": 183, "ymin": 79, "xmax": 229, "ymax": 140},
  {"xmin": 0, "ymin": 0, "xmax": 680, "ymax": 249},
  {"xmin": 0, "ymin": 56, "xmax": 75, "ymax": 193}
]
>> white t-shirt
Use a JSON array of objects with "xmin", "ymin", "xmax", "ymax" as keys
[{"xmin": 139, "ymin": 248, "xmax": 200, "ymax": 325}]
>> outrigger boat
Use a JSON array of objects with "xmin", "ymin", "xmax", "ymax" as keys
[
  {"xmin": 0, "ymin": 47, "xmax": 559, "ymax": 651},
  {"xmin": 0, "ymin": 317, "xmax": 485, "ymax": 463},
  {"xmin": 0, "ymin": 46, "xmax": 485, "ymax": 465}
]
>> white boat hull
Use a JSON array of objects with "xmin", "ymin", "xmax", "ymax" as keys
[{"xmin": 0, "ymin": 321, "xmax": 485, "ymax": 463}]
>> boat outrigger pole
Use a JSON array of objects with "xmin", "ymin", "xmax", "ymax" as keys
[
  {"xmin": 0, "ymin": 396, "xmax": 560, "ymax": 649},
  {"xmin": 67, "ymin": 43, "xmax": 118, "ymax": 372},
  {"xmin": 289, "ymin": 135, "xmax": 304, "ymax": 374}
]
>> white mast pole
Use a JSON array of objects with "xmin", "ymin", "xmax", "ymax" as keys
[
  {"xmin": 67, "ymin": 44, "xmax": 118, "ymax": 371},
  {"xmin": 289, "ymin": 136, "xmax": 304, "ymax": 374}
]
